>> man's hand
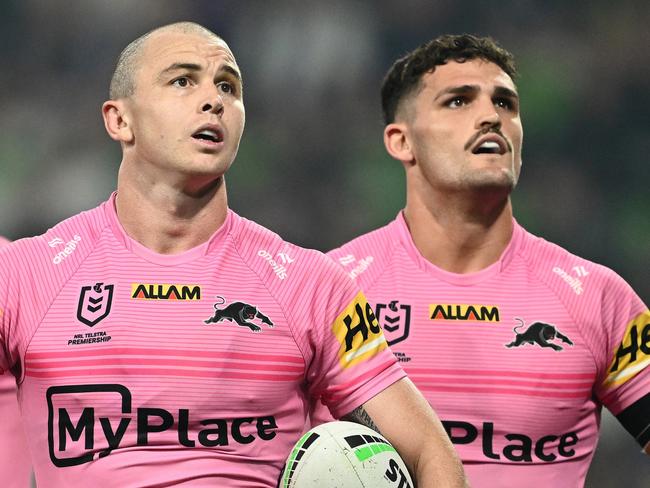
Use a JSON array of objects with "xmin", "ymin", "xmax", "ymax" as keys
[{"xmin": 343, "ymin": 377, "xmax": 468, "ymax": 488}]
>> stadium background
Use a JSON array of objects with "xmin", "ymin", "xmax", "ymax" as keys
[{"xmin": 0, "ymin": 1, "xmax": 647, "ymax": 485}]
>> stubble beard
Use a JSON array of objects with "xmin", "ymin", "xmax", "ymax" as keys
[{"xmin": 459, "ymin": 166, "xmax": 517, "ymax": 192}]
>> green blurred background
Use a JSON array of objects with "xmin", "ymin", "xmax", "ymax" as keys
[{"xmin": 1, "ymin": 1, "xmax": 648, "ymax": 485}]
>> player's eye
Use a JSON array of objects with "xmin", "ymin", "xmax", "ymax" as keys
[
  {"xmin": 171, "ymin": 76, "xmax": 191, "ymax": 88},
  {"xmin": 446, "ymin": 96, "xmax": 466, "ymax": 108},
  {"xmin": 217, "ymin": 81, "xmax": 235, "ymax": 95},
  {"xmin": 494, "ymin": 97, "xmax": 516, "ymax": 111}
]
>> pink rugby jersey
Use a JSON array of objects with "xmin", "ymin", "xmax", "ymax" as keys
[
  {"xmin": 0, "ymin": 235, "xmax": 32, "ymax": 488},
  {"xmin": 0, "ymin": 195, "xmax": 403, "ymax": 487},
  {"xmin": 326, "ymin": 212, "xmax": 650, "ymax": 488}
]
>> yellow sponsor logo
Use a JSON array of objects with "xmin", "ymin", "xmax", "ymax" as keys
[
  {"xmin": 429, "ymin": 304, "xmax": 500, "ymax": 322},
  {"xmin": 604, "ymin": 310, "xmax": 650, "ymax": 387},
  {"xmin": 332, "ymin": 291, "xmax": 387, "ymax": 369},
  {"xmin": 131, "ymin": 283, "xmax": 201, "ymax": 301}
]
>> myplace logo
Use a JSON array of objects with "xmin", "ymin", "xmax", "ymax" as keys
[
  {"xmin": 47, "ymin": 384, "xmax": 131, "ymax": 467},
  {"xmin": 50, "ymin": 235, "xmax": 82, "ymax": 264},
  {"xmin": 47, "ymin": 384, "xmax": 278, "ymax": 467}
]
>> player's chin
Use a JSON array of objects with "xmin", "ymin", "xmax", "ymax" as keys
[
  {"xmin": 178, "ymin": 159, "xmax": 232, "ymax": 182},
  {"xmin": 464, "ymin": 171, "xmax": 516, "ymax": 191}
]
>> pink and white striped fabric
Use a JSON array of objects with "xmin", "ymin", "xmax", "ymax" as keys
[
  {"xmin": 325, "ymin": 212, "xmax": 649, "ymax": 488},
  {"xmin": 0, "ymin": 195, "xmax": 403, "ymax": 487},
  {"xmin": 0, "ymin": 235, "xmax": 32, "ymax": 488}
]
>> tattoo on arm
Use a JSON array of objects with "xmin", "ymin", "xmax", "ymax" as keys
[{"xmin": 341, "ymin": 406, "xmax": 382, "ymax": 434}]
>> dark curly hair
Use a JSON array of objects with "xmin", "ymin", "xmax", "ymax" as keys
[{"xmin": 381, "ymin": 34, "xmax": 517, "ymax": 124}]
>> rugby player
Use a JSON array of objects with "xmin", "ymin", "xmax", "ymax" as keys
[
  {"xmin": 317, "ymin": 34, "xmax": 649, "ymax": 487},
  {"xmin": 0, "ymin": 22, "xmax": 466, "ymax": 487}
]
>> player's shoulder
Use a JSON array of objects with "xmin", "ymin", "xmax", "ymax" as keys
[
  {"xmin": 517, "ymin": 222, "xmax": 633, "ymax": 299},
  {"xmin": 0, "ymin": 200, "xmax": 110, "ymax": 277},
  {"xmin": 228, "ymin": 211, "xmax": 350, "ymax": 285},
  {"xmin": 327, "ymin": 216, "xmax": 401, "ymax": 288}
]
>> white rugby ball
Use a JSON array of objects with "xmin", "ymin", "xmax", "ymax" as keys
[{"xmin": 279, "ymin": 421, "xmax": 414, "ymax": 488}]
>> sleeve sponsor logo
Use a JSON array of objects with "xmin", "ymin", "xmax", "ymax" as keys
[
  {"xmin": 47, "ymin": 384, "xmax": 278, "ymax": 467},
  {"xmin": 131, "ymin": 284, "xmax": 201, "ymax": 300},
  {"xmin": 331, "ymin": 291, "xmax": 387, "ymax": 369},
  {"xmin": 604, "ymin": 310, "xmax": 650, "ymax": 388},
  {"xmin": 429, "ymin": 304, "xmax": 500, "ymax": 322}
]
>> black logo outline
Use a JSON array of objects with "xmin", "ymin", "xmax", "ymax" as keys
[
  {"xmin": 47, "ymin": 384, "xmax": 131, "ymax": 467},
  {"xmin": 376, "ymin": 300, "xmax": 411, "ymax": 346},
  {"xmin": 76, "ymin": 283, "xmax": 114, "ymax": 327}
]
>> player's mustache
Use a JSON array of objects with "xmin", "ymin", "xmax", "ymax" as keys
[{"xmin": 464, "ymin": 126, "xmax": 512, "ymax": 153}]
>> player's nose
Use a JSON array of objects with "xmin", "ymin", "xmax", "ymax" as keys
[
  {"xmin": 474, "ymin": 97, "xmax": 500, "ymax": 130},
  {"xmin": 200, "ymin": 86, "xmax": 224, "ymax": 117}
]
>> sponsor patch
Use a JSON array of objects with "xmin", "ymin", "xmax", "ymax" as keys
[
  {"xmin": 443, "ymin": 420, "xmax": 579, "ymax": 462},
  {"xmin": 131, "ymin": 284, "xmax": 201, "ymax": 300},
  {"xmin": 429, "ymin": 304, "xmax": 500, "ymax": 322},
  {"xmin": 332, "ymin": 292, "xmax": 387, "ymax": 369},
  {"xmin": 47, "ymin": 384, "xmax": 277, "ymax": 467},
  {"xmin": 604, "ymin": 310, "xmax": 650, "ymax": 388}
]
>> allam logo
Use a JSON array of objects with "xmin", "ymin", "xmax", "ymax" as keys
[
  {"xmin": 429, "ymin": 304, "xmax": 500, "ymax": 322},
  {"xmin": 131, "ymin": 284, "xmax": 201, "ymax": 300}
]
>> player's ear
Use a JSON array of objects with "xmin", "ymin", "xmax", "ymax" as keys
[
  {"xmin": 102, "ymin": 99, "xmax": 134, "ymax": 143},
  {"xmin": 384, "ymin": 122, "xmax": 414, "ymax": 167}
]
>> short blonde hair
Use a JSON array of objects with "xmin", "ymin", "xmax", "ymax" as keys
[{"xmin": 109, "ymin": 21, "xmax": 223, "ymax": 99}]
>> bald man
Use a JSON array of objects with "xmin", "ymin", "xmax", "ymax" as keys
[{"xmin": 0, "ymin": 22, "xmax": 466, "ymax": 487}]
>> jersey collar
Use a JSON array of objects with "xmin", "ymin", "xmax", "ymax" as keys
[
  {"xmin": 103, "ymin": 192, "xmax": 237, "ymax": 266},
  {"xmin": 394, "ymin": 210, "xmax": 523, "ymax": 285}
]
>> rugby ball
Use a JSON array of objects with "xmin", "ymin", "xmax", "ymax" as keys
[{"xmin": 279, "ymin": 421, "xmax": 413, "ymax": 488}]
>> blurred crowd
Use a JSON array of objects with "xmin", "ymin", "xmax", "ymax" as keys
[{"xmin": 0, "ymin": 1, "xmax": 647, "ymax": 486}]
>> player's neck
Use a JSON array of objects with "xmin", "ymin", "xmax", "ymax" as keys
[
  {"xmin": 404, "ymin": 189, "xmax": 514, "ymax": 274},
  {"xmin": 115, "ymin": 167, "xmax": 229, "ymax": 255}
]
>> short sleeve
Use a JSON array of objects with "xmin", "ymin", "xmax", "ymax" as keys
[{"xmin": 302, "ymin": 268, "xmax": 405, "ymax": 419}]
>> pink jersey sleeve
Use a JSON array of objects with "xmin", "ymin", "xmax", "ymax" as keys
[
  {"xmin": 591, "ymin": 276, "xmax": 649, "ymax": 412},
  {"xmin": 522, "ymin": 235, "xmax": 650, "ymax": 439},
  {"xmin": 0, "ymin": 236, "xmax": 32, "ymax": 488}
]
